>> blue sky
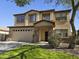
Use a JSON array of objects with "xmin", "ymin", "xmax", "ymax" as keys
[{"xmin": 0, "ymin": 0, "xmax": 79, "ymax": 30}]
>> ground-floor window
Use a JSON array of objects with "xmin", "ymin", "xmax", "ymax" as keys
[{"xmin": 55, "ymin": 29, "xmax": 68, "ymax": 38}]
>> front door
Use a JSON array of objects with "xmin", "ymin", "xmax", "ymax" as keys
[{"xmin": 45, "ymin": 31, "xmax": 48, "ymax": 41}]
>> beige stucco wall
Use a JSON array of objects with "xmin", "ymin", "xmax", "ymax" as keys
[
  {"xmin": 9, "ymin": 28, "xmax": 34, "ymax": 42},
  {"xmin": 15, "ymin": 23, "xmax": 25, "ymax": 26},
  {"xmin": 25, "ymin": 14, "xmax": 29, "ymax": 26},
  {"xmin": 50, "ymin": 12, "xmax": 56, "ymax": 21}
]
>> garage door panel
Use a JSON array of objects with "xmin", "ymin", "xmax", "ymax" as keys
[{"xmin": 11, "ymin": 28, "xmax": 34, "ymax": 42}]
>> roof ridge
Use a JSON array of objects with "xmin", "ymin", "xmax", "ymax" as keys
[{"xmin": 14, "ymin": 9, "xmax": 71, "ymax": 16}]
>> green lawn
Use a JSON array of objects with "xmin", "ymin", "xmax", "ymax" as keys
[{"xmin": 0, "ymin": 45, "xmax": 79, "ymax": 59}]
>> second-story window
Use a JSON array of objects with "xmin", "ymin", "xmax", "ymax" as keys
[
  {"xmin": 16, "ymin": 15, "xmax": 25, "ymax": 23},
  {"xmin": 55, "ymin": 13, "xmax": 67, "ymax": 21},
  {"xmin": 42, "ymin": 14, "xmax": 50, "ymax": 21},
  {"xmin": 29, "ymin": 14, "xmax": 36, "ymax": 22}
]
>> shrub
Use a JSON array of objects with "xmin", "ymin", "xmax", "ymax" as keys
[{"xmin": 48, "ymin": 32, "xmax": 61, "ymax": 48}]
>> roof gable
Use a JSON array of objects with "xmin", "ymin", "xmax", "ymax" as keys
[{"xmin": 34, "ymin": 20, "xmax": 55, "ymax": 27}]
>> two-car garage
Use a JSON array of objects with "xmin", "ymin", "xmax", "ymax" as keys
[{"xmin": 9, "ymin": 26, "xmax": 34, "ymax": 42}]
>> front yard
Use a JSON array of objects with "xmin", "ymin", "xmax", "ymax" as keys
[{"xmin": 0, "ymin": 45, "xmax": 79, "ymax": 59}]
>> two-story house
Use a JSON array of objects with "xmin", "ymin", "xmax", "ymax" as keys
[{"xmin": 8, "ymin": 9, "xmax": 71, "ymax": 42}]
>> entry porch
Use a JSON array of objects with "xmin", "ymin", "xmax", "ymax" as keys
[{"xmin": 33, "ymin": 20, "xmax": 55, "ymax": 42}]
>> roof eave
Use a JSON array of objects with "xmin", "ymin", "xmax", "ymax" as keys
[
  {"xmin": 54, "ymin": 9, "xmax": 71, "ymax": 13},
  {"xmin": 8, "ymin": 26, "xmax": 34, "ymax": 28}
]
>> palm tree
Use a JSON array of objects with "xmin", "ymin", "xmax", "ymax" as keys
[{"xmin": 12, "ymin": 0, "xmax": 79, "ymax": 49}]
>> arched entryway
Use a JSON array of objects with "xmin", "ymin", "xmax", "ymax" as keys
[{"xmin": 33, "ymin": 20, "xmax": 55, "ymax": 42}]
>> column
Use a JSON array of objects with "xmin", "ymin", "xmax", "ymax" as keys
[
  {"xmin": 48, "ymin": 26, "xmax": 53, "ymax": 40},
  {"xmin": 33, "ymin": 28, "xmax": 39, "ymax": 43}
]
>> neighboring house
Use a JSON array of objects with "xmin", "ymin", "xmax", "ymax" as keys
[
  {"xmin": 8, "ymin": 9, "xmax": 71, "ymax": 42},
  {"xmin": 0, "ymin": 27, "xmax": 9, "ymax": 41}
]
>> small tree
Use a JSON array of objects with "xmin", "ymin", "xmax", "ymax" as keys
[{"xmin": 48, "ymin": 32, "xmax": 61, "ymax": 48}]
